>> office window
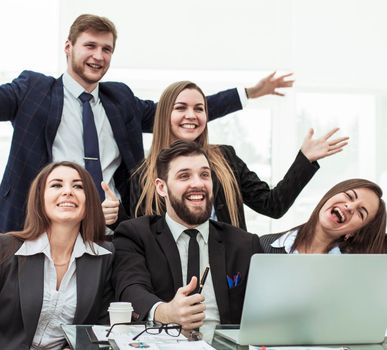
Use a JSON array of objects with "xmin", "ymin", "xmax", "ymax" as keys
[{"xmin": 277, "ymin": 92, "xmax": 378, "ymax": 232}]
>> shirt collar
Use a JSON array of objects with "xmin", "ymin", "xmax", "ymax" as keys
[
  {"xmin": 63, "ymin": 71, "xmax": 99, "ymax": 103},
  {"xmin": 15, "ymin": 232, "xmax": 51, "ymax": 256},
  {"xmin": 15, "ymin": 232, "xmax": 111, "ymax": 259},
  {"xmin": 270, "ymin": 229, "xmax": 342, "ymax": 255},
  {"xmin": 165, "ymin": 213, "xmax": 209, "ymax": 244}
]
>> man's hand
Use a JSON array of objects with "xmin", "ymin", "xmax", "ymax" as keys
[
  {"xmin": 154, "ymin": 277, "xmax": 205, "ymax": 331},
  {"xmin": 245, "ymin": 71, "xmax": 294, "ymax": 98},
  {"xmin": 301, "ymin": 128, "xmax": 349, "ymax": 162},
  {"xmin": 101, "ymin": 182, "xmax": 120, "ymax": 225}
]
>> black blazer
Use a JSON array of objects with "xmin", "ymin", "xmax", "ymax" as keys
[
  {"xmin": 0, "ymin": 70, "xmax": 242, "ymax": 233},
  {"xmin": 112, "ymin": 215, "xmax": 263, "ymax": 325},
  {"xmin": 0, "ymin": 235, "xmax": 114, "ymax": 350},
  {"xmin": 127, "ymin": 145, "xmax": 319, "ymax": 230}
]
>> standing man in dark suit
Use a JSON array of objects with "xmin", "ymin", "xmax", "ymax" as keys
[
  {"xmin": 0, "ymin": 14, "xmax": 293, "ymax": 233},
  {"xmin": 112, "ymin": 140, "xmax": 263, "ymax": 331}
]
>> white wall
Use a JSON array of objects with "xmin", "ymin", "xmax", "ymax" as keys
[{"xmin": 55, "ymin": 0, "xmax": 387, "ymax": 90}]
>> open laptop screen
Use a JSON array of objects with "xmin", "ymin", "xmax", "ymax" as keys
[{"xmin": 233, "ymin": 254, "xmax": 387, "ymax": 346}]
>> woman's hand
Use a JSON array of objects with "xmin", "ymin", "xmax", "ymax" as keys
[
  {"xmin": 245, "ymin": 72, "xmax": 294, "ymax": 98},
  {"xmin": 301, "ymin": 128, "xmax": 349, "ymax": 162}
]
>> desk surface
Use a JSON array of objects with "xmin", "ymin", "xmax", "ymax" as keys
[
  {"xmin": 62, "ymin": 324, "xmax": 248, "ymax": 350},
  {"xmin": 62, "ymin": 325, "xmax": 387, "ymax": 350}
]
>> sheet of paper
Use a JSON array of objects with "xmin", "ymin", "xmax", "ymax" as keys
[
  {"xmin": 158, "ymin": 341, "xmax": 216, "ymax": 349},
  {"xmin": 91, "ymin": 325, "xmax": 186, "ymax": 342},
  {"xmin": 249, "ymin": 347, "xmax": 347, "ymax": 350},
  {"xmin": 92, "ymin": 325, "xmax": 214, "ymax": 350}
]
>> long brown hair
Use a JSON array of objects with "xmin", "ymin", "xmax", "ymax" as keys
[
  {"xmin": 134, "ymin": 81, "xmax": 242, "ymax": 226},
  {"xmin": 292, "ymin": 178, "xmax": 386, "ymax": 253},
  {"xmin": 8, "ymin": 161, "xmax": 106, "ymax": 243}
]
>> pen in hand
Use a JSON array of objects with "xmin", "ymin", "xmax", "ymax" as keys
[{"xmin": 198, "ymin": 266, "xmax": 210, "ymax": 294}]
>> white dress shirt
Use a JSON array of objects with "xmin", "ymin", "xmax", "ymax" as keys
[
  {"xmin": 52, "ymin": 72, "xmax": 121, "ymax": 198},
  {"xmin": 149, "ymin": 214, "xmax": 220, "ymax": 332},
  {"xmin": 15, "ymin": 233, "xmax": 111, "ymax": 350},
  {"xmin": 271, "ymin": 229, "xmax": 342, "ymax": 254}
]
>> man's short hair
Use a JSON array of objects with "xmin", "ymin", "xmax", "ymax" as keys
[
  {"xmin": 156, "ymin": 140, "xmax": 209, "ymax": 181},
  {"xmin": 68, "ymin": 14, "xmax": 118, "ymax": 49}
]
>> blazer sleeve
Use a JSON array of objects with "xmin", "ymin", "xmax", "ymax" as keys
[
  {"xmin": 0, "ymin": 71, "xmax": 32, "ymax": 122},
  {"xmin": 112, "ymin": 222, "xmax": 163, "ymax": 320},
  {"xmin": 221, "ymin": 145, "xmax": 319, "ymax": 219},
  {"xmin": 206, "ymin": 88, "xmax": 243, "ymax": 121},
  {"xmin": 138, "ymin": 87, "xmax": 242, "ymax": 133}
]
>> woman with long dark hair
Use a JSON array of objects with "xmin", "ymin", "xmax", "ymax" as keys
[
  {"xmin": 260, "ymin": 179, "xmax": 386, "ymax": 254},
  {"xmin": 0, "ymin": 161, "xmax": 114, "ymax": 349}
]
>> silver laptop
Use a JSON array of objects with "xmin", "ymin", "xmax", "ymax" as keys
[{"xmin": 215, "ymin": 254, "xmax": 387, "ymax": 346}]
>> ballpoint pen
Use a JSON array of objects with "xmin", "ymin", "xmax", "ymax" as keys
[{"xmin": 198, "ymin": 266, "xmax": 210, "ymax": 293}]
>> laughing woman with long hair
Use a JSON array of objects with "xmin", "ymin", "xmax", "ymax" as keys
[{"xmin": 260, "ymin": 179, "xmax": 386, "ymax": 254}]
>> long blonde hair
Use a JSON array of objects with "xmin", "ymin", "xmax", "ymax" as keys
[{"xmin": 134, "ymin": 81, "xmax": 243, "ymax": 226}]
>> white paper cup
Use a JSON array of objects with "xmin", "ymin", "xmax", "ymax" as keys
[
  {"xmin": 108, "ymin": 302, "xmax": 133, "ymax": 310},
  {"xmin": 108, "ymin": 302, "xmax": 133, "ymax": 334}
]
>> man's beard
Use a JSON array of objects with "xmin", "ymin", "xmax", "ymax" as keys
[
  {"xmin": 168, "ymin": 188, "xmax": 213, "ymax": 226},
  {"xmin": 70, "ymin": 56, "xmax": 107, "ymax": 85}
]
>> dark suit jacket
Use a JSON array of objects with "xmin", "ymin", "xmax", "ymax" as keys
[
  {"xmin": 0, "ymin": 71, "xmax": 242, "ymax": 232},
  {"xmin": 128, "ymin": 145, "xmax": 319, "ymax": 230},
  {"xmin": 112, "ymin": 215, "xmax": 263, "ymax": 325},
  {"xmin": 0, "ymin": 235, "xmax": 114, "ymax": 350}
]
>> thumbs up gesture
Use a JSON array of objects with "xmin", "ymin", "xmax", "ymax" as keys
[{"xmin": 101, "ymin": 181, "xmax": 120, "ymax": 225}]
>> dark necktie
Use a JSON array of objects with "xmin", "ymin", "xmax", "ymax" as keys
[
  {"xmin": 184, "ymin": 229, "xmax": 200, "ymax": 294},
  {"xmin": 79, "ymin": 92, "xmax": 104, "ymax": 201}
]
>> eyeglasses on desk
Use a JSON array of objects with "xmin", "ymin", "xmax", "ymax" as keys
[{"xmin": 105, "ymin": 321, "xmax": 182, "ymax": 340}]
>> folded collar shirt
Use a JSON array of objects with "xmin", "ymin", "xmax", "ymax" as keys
[
  {"xmin": 271, "ymin": 228, "xmax": 342, "ymax": 254},
  {"xmin": 15, "ymin": 233, "xmax": 110, "ymax": 349}
]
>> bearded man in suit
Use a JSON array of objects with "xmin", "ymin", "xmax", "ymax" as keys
[{"xmin": 112, "ymin": 140, "xmax": 263, "ymax": 331}]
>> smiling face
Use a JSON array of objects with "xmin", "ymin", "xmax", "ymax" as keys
[
  {"xmin": 44, "ymin": 166, "xmax": 86, "ymax": 226},
  {"xmin": 155, "ymin": 154, "xmax": 213, "ymax": 227},
  {"xmin": 65, "ymin": 30, "xmax": 113, "ymax": 91},
  {"xmin": 317, "ymin": 187, "xmax": 380, "ymax": 240},
  {"xmin": 170, "ymin": 88, "xmax": 207, "ymax": 142}
]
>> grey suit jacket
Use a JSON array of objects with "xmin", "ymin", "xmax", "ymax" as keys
[{"xmin": 0, "ymin": 235, "xmax": 114, "ymax": 350}]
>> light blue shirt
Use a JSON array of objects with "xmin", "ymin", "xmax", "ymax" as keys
[
  {"xmin": 52, "ymin": 72, "xmax": 121, "ymax": 198},
  {"xmin": 271, "ymin": 229, "xmax": 342, "ymax": 254}
]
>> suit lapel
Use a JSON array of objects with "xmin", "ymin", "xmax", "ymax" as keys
[
  {"xmin": 18, "ymin": 254, "xmax": 44, "ymax": 345},
  {"xmin": 45, "ymin": 76, "xmax": 64, "ymax": 159},
  {"xmin": 100, "ymin": 92, "xmax": 136, "ymax": 168},
  {"xmin": 154, "ymin": 218, "xmax": 183, "ymax": 291},
  {"xmin": 209, "ymin": 223, "xmax": 231, "ymax": 323},
  {"xmin": 73, "ymin": 255, "xmax": 102, "ymax": 324}
]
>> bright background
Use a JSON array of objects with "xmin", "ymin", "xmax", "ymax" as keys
[{"xmin": 1, "ymin": 0, "xmax": 386, "ymax": 234}]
